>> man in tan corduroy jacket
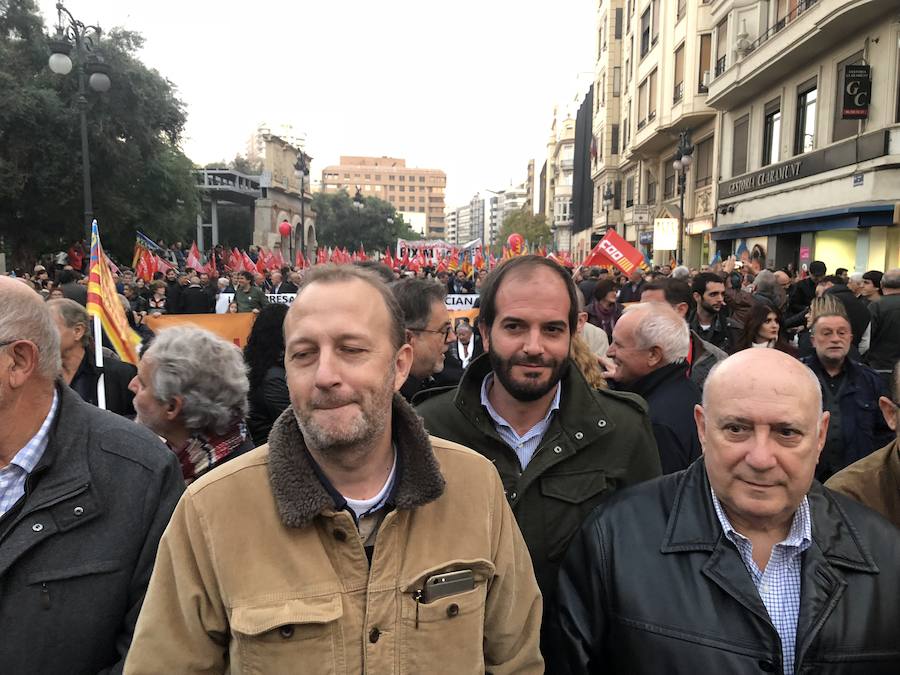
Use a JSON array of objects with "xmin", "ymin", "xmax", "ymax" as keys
[{"xmin": 125, "ymin": 264, "xmax": 543, "ymax": 674}]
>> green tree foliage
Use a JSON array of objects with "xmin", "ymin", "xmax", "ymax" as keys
[
  {"xmin": 498, "ymin": 207, "xmax": 552, "ymax": 247},
  {"xmin": 0, "ymin": 0, "xmax": 199, "ymax": 266},
  {"xmin": 312, "ymin": 190, "xmax": 417, "ymax": 251}
]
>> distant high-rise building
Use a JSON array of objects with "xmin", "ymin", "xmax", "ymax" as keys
[
  {"xmin": 320, "ymin": 156, "xmax": 447, "ymax": 238},
  {"xmin": 445, "ymin": 194, "xmax": 487, "ymax": 245}
]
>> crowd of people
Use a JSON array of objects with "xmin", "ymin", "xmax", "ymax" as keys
[{"xmin": 1, "ymin": 246, "xmax": 899, "ymax": 673}]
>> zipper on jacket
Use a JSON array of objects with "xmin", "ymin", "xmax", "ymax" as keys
[
  {"xmin": 413, "ymin": 590, "xmax": 422, "ymax": 629},
  {"xmin": 40, "ymin": 583, "xmax": 50, "ymax": 610}
]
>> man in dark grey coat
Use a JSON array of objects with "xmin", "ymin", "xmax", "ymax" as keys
[{"xmin": 0, "ymin": 276, "xmax": 184, "ymax": 675}]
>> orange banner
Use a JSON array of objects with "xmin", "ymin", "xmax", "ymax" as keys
[{"xmin": 145, "ymin": 313, "xmax": 256, "ymax": 348}]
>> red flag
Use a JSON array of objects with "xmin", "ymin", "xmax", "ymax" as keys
[
  {"xmin": 155, "ymin": 254, "xmax": 175, "ymax": 275},
  {"xmin": 583, "ymin": 230, "xmax": 644, "ymax": 274},
  {"xmin": 187, "ymin": 242, "xmax": 203, "ymax": 272},
  {"xmin": 255, "ymin": 248, "xmax": 268, "ymax": 275},
  {"xmin": 474, "ymin": 247, "xmax": 484, "ymax": 270},
  {"xmin": 357, "ymin": 244, "xmax": 368, "ymax": 262},
  {"xmin": 295, "ymin": 247, "xmax": 306, "ymax": 269},
  {"xmin": 384, "ymin": 247, "xmax": 395, "ymax": 270},
  {"xmin": 241, "ymin": 251, "xmax": 257, "ymax": 273}
]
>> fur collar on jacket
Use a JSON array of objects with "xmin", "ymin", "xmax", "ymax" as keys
[{"xmin": 267, "ymin": 393, "xmax": 446, "ymax": 528}]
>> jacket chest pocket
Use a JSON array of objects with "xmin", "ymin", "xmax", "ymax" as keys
[
  {"xmin": 230, "ymin": 595, "xmax": 344, "ymax": 675},
  {"xmin": 400, "ymin": 560, "xmax": 493, "ymax": 674},
  {"xmin": 540, "ymin": 470, "xmax": 615, "ymax": 561},
  {"xmin": 25, "ymin": 559, "xmax": 122, "ymax": 613}
]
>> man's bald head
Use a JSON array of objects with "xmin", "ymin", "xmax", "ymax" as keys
[
  {"xmin": 703, "ymin": 349, "xmax": 822, "ymax": 415},
  {"xmin": 0, "ymin": 276, "xmax": 62, "ymax": 381}
]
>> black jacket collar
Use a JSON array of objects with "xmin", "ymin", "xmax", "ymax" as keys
[
  {"xmin": 266, "ymin": 394, "xmax": 445, "ymax": 528},
  {"xmin": 623, "ymin": 361, "xmax": 690, "ymax": 400},
  {"xmin": 661, "ymin": 459, "xmax": 878, "ymax": 573}
]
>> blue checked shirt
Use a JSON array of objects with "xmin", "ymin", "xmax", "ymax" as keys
[
  {"xmin": 0, "ymin": 391, "xmax": 59, "ymax": 517},
  {"xmin": 481, "ymin": 373, "xmax": 561, "ymax": 469},
  {"xmin": 711, "ymin": 489, "xmax": 812, "ymax": 675}
]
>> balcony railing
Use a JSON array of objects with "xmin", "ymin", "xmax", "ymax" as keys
[
  {"xmin": 748, "ymin": 0, "xmax": 818, "ymax": 52},
  {"xmin": 673, "ymin": 81, "xmax": 684, "ymax": 103},
  {"xmin": 714, "ymin": 56, "xmax": 726, "ymax": 77}
]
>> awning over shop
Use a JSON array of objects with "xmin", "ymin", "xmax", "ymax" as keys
[{"xmin": 710, "ymin": 203, "xmax": 895, "ymax": 241}]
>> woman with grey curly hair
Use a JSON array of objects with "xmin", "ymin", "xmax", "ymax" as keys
[{"xmin": 128, "ymin": 325, "xmax": 253, "ymax": 484}]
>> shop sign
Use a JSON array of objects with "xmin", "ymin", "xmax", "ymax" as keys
[
  {"xmin": 633, "ymin": 205, "xmax": 651, "ymax": 225},
  {"xmin": 687, "ymin": 218, "xmax": 713, "ymax": 235},
  {"xmin": 842, "ymin": 65, "xmax": 871, "ymax": 120},
  {"xmin": 639, "ymin": 231, "xmax": 653, "ymax": 245},
  {"xmin": 653, "ymin": 218, "xmax": 679, "ymax": 251},
  {"xmin": 718, "ymin": 129, "xmax": 888, "ymax": 199},
  {"xmin": 852, "ymin": 173, "xmax": 864, "ymax": 187}
]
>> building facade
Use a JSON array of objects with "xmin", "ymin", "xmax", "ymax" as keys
[
  {"xmin": 707, "ymin": 0, "xmax": 899, "ymax": 273},
  {"xmin": 579, "ymin": 0, "xmax": 720, "ymax": 266},
  {"xmin": 445, "ymin": 194, "xmax": 486, "ymax": 245},
  {"xmin": 544, "ymin": 114, "xmax": 577, "ymax": 252},
  {"xmin": 320, "ymin": 156, "xmax": 447, "ymax": 238},
  {"xmin": 247, "ymin": 129, "xmax": 316, "ymax": 256}
]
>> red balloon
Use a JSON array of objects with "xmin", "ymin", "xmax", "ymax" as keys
[
  {"xmin": 507, "ymin": 233, "xmax": 524, "ymax": 253},
  {"xmin": 278, "ymin": 221, "xmax": 292, "ymax": 237}
]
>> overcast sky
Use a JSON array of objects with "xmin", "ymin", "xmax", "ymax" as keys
[{"xmin": 38, "ymin": 0, "xmax": 595, "ymax": 207}]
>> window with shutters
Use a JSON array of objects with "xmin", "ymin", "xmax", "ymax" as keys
[
  {"xmin": 640, "ymin": 7, "xmax": 651, "ymax": 57},
  {"xmin": 677, "ymin": 0, "xmax": 686, "ymax": 21},
  {"xmin": 614, "ymin": 180, "xmax": 622, "ymax": 210},
  {"xmin": 833, "ymin": 51, "xmax": 864, "ymax": 142},
  {"xmin": 664, "ymin": 157, "xmax": 676, "ymax": 198},
  {"xmin": 648, "ymin": 70, "xmax": 657, "ymax": 120},
  {"xmin": 762, "ymin": 99, "xmax": 782, "ymax": 166},
  {"xmin": 611, "ymin": 125, "xmax": 620, "ymax": 155},
  {"xmin": 613, "ymin": 67, "xmax": 621, "ymax": 97},
  {"xmin": 715, "ymin": 20, "xmax": 727, "ymax": 77},
  {"xmin": 638, "ymin": 81, "xmax": 647, "ymax": 127},
  {"xmin": 651, "ymin": 0, "xmax": 659, "ymax": 44},
  {"xmin": 647, "ymin": 171, "xmax": 657, "ymax": 204},
  {"xmin": 673, "ymin": 45, "xmax": 685, "ymax": 103},
  {"xmin": 698, "ymin": 34, "xmax": 712, "ymax": 93},
  {"xmin": 732, "ymin": 115, "xmax": 749, "ymax": 176},
  {"xmin": 626, "ymin": 175, "xmax": 635, "ymax": 208},
  {"xmin": 615, "ymin": 9, "xmax": 623, "ymax": 39},
  {"xmin": 795, "ymin": 79, "xmax": 817, "ymax": 155},
  {"xmin": 694, "ymin": 137, "xmax": 713, "ymax": 188}
]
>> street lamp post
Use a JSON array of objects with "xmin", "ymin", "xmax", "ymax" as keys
[
  {"xmin": 294, "ymin": 152, "xmax": 308, "ymax": 263},
  {"xmin": 47, "ymin": 1, "xmax": 111, "ymax": 244},
  {"xmin": 352, "ymin": 186, "xmax": 365, "ymax": 220},
  {"xmin": 672, "ymin": 131, "xmax": 694, "ymax": 265},
  {"xmin": 603, "ymin": 184, "xmax": 614, "ymax": 233}
]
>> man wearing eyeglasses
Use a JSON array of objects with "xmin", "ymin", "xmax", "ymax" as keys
[
  {"xmin": 802, "ymin": 309, "xmax": 892, "ymax": 482},
  {"xmin": 390, "ymin": 278, "xmax": 456, "ymax": 402},
  {"xmin": 827, "ymin": 361, "xmax": 900, "ymax": 528}
]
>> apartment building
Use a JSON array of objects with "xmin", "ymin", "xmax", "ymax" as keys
[
  {"xmin": 544, "ymin": 114, "xmax": 577, "ymax": 253},
  {"xmin": 320, "ymin": 156, "xmax": 447, "ymax": 238},
  {"xmin": 578, "ymin": 0, "xmax": 720, "ymax": 265},
  {"xmin": 707, "ymin": 0, "xmax": 899, "ymax": 272}
]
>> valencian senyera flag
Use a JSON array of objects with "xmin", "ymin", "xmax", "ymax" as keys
[
  {"xmin": 88, "ymin": 221, "xmax": 142, "ymax": 365},
  {"xmin": 131, "ymin": 230, "xmax": 164, "ymax": 269}
]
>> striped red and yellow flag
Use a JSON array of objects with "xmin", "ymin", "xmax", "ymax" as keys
[{"xmin": 88, "ymin": 221, "xmax": 142, "ymax": 365}]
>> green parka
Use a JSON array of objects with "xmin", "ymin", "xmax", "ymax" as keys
[{"xmin": 416, "ymin": 355, "xmax": 661, "ymax": 660}]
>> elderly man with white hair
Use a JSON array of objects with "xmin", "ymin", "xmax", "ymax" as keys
[
  {"xmin": 129, "ymin": 326, "xmax": 254, "ymax": 484},
  {"xmin": 558, "ymin": 348, "xmax": 900, "ymax": 674},
  {"xmin": 605, "ymin": 302, "xmax": 702, "ymax": 473},
  {"xmin": 0, "ymin": 275, "xmax": 184, "ymax": 674}
]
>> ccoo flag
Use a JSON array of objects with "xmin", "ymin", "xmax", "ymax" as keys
[{"xmin": 88, "ymin": 221, "xmax": 142, "ymax": 365}]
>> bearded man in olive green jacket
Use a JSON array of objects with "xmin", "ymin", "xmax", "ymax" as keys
[
  {"xmin": 416, "ymin": 256, "xmax": 661, "ymax": 668},
  {"xmin": 125, "ymin": 265, "xmax": 543, "ymax": 674}
]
